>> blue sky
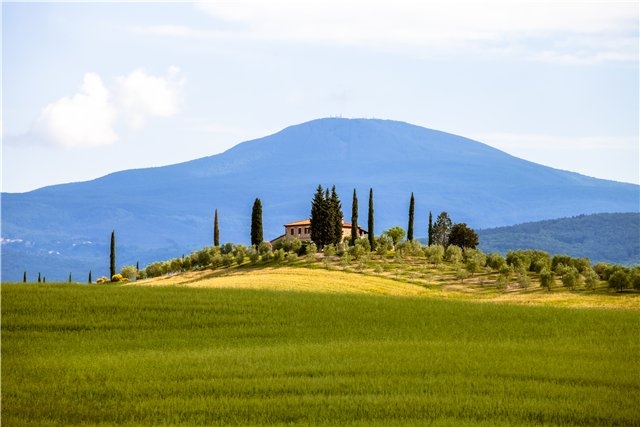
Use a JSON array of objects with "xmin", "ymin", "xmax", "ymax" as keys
[{"xmin": 2, "ymin": 1, "xmax": 638, "ymax": 192}]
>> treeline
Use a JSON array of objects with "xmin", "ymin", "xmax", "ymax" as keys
[
  {"xmin": 138, "ymin": 184, "xmax": 639, "ymax": 292},
  {"xmin": 478, "ymin": 212, "xmax": 640, "ymax": 266}
]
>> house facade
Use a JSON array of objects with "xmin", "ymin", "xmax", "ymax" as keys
[{"xmin": 273, "ymin": 219, "xmax": 367, "ymax": 244}]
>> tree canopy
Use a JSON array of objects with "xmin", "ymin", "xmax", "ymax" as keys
[
  {"xmin": 448, "ymin": 223, "xmax": 479, "ymax": 249},
  {"xmin": 310, "ymin": 185, "xmax": 343, "ymax": 249}
]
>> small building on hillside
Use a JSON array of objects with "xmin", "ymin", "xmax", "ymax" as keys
[{"xmin": 271, "ymin": 219, "xmax": 367, "ymax": 244}]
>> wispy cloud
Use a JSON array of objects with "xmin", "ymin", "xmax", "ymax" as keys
[
  {"xmin": 131, "ymin": 1, "xmax": 638, "ymax": 64},
  {"xmin": 32, "ymin": 73, "xmax": 118, "ymax": 148},
  {"xmin": 29, "ymin": 67, "xmax": 185, "ymax": 149},
  {"xmin": 116, "ymin": 66, "xmax": 185, "ymax": 129}
]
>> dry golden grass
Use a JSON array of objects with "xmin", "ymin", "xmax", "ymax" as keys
[
  {"xmin": 135, "ymin": 266, "xmax": 640, "ymax": 310},
  {"xmin": 136, "ymin": 267, "xmax": 433, "ymax": 297}
]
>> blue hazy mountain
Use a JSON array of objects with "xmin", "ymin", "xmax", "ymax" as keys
[{"xmin": 2, "ymin": 118, "xmax": 638, "ymax": 281}]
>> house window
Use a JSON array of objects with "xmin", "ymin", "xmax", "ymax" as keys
[
  {"xmin": 290, "ymin": 228, "xmax": 294, "ymax": 235},
  {"xmin": 298, "ymin": 227, "xmax": 302, "ymax": 235}
]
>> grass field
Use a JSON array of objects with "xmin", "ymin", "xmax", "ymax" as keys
[{"xmin": 2, "ymin": 273, "xmax": 639, "ymax": 426}]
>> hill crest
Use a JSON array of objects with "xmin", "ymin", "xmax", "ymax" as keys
[{"xmin": 2, "ymin": 118, "xmax": 638, "ymax": 281}]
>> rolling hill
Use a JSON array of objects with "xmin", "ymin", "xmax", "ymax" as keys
[
  {"xmin": 2, "ymin": 118, "xmax": 638, "ymax": 281},
  {"xmin": 478, "ymin": 212, "xmax": 640, "ymax": 265}
]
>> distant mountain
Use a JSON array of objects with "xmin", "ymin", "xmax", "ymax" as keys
[
  {"xmin": 2, "ymin": 118, "xmax": 639, "ymax": 281},
  {"xmin": 478, "ymin": 213, "xmax": 640, "ymax": 265}
]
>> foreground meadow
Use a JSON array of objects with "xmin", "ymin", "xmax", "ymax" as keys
[{"xmin": 2, "ymin": 281, "xmax": 639, "ymax": 426}]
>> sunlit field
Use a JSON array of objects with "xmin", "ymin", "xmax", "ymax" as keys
[{"xmin": 3, "ymin": 280, "xmax": 639, "ymax": 426}]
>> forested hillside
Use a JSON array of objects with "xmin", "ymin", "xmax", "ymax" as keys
[{"xmin": 478, "ymin": 213, "xmax": 639, "ymax": 265}]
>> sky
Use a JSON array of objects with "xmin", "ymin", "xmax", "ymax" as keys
[{"xmin": 2, "ymin": 1, "xmax": 639, "ymax": 193}]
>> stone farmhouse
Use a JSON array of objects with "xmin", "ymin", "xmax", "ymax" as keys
[{"xmin": 271, "ymin": 219, "xmax": 367, "ymax": 244}]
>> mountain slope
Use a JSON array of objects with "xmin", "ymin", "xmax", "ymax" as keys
[
  {"xmin": 2, "ymin": 118, "xmax": 638, "ymax": 281},
  {"xmin": 478, "ymin": 212, "xmax": 640, "ymax": 265}
]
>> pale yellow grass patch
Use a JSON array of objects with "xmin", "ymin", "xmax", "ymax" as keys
[
  {"xmin": 134, "ymin": 267, "xmax": 640, "ymax": 309},
  {"xmin": 136, "ymin": 267, "xmax": 433, "ymax": 297}
]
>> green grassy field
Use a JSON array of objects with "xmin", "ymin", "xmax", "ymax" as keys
[{"xmin": 2, "ymin": 283, "xmax": 639, "ymax": 426}]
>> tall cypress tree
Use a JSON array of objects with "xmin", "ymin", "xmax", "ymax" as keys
[
  {"xmin": 110, "ymin": 230, "xmax": 116, "ymax": 279},
  {"xmin": 69, "ymin": 272, "xmax": 72, "ymax": 283},
  {"xmin": 38, "ymin": 272, "xmax": 41, "ymax": 283},
  {"xmin": 23, "ymin": 271, "xmax": 27, "ymax": 283},
  {"xmin": 350, "ymin": 189, "xmax": 359, "ymax": 245},
  {"xmin": 324, "ymin": 188, "xmax": 334, "ymax": 246},
  {"xmin": 310, "ymin": 185, "xmax": 326, "ymax": 249},
  {"xmin": 407, "ymin": 192, "xmax": 415, "ymax": 242},
  {"xmin": 330, "ymin": 186, "xmax": 343, "ymax": 246},
  {"xmin": 368, "ymin": 188, "xmax": 375, "ymax": 250},
  {"xmin": 214, "ymin": 209, "xmax": 220, "ymax": 247},
  {"xmin": 88, "ymin": 270, "xmax": 92, "ymax": 284},
  {"xmin": 428, "ymin": 211, "xmax": 433, "ymax": 246},
  {"xmin": 251, "ymin": 198, "xmax": 263, "ymax": 246}
]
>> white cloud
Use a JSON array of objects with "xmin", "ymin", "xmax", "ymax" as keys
[
  {"xmin": 30, "ymin": 67, "xmax": 185, "ymax": 148},
  {"xmin": 32, "ymin": 73, "xmax": 118, "ymax": 148},
  {"xmin": 181, "ymin": 1, "xmax": 638, "ymax": 64},
  {"xmin": 116, "ymin": 66, "xmax": 185, "ymax": 129}
]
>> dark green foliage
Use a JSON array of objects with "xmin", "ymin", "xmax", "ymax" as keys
[
  {"xmin": 432, "ymin": 212, "xmax": 452, "ymax": 246},
  {"xmin": 23, "ymin": 271, "xmax": 26, "ymax": 283},
  {"xmin": 68, "ymin": 273, "xmax": 72, "ymax": 283},
  {"xmin": 251, "ymin": 198, "xmax": 263, "ymax": 246},
  {"xmin": 478, "ymin": 213, "xmax": 640, "ymax": 266},
  {"xmin": 368, "ymin": 188, "xmax": 375, "ymax": 250},
  {"xmin": 37, "ymin": 272, "xmax": 41, "ymax": 283},
  {"xmin": 310, "ymin": 185, "xmax": 326, "ymax": 249},
  {"xmin": 330, "ymin": 186, "xmax": 343, "ymax": 247},
  {"xmin": 428, "ymin": 211, "xmax": 433, "ymax": 246},
  {"xmin": 448, "ymin": 223, "xmax": 478, "ymax": 249},
  {"xmin": 214, "ymin": 209, "xmax": 220, "ymax": 247},
  {"xmin": 310, "ymin": 185, "xmax": 343, "ymax": 249},
  {"xmin": 350, "ymin": 189, "xmax": 358, "ymax": 246},
  {"xmin": 88, "ymin": 271, "xmax": 92, "ymax": 284},
  {"xmin": 407, "ymin": 192, "xmax": 415, "ymax": 242},
  {"xmin": 110, "ymin": 230, "xmax": 116, "ymax": 279}
]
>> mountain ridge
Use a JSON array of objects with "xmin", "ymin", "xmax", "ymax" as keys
[{"xmin": 2, "ymin": 118, "xmax": 638, "ymax": 281}]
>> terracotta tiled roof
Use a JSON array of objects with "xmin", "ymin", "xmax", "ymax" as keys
[
  {"xmin": 284, "ymin": 219, "xmax": 366, "ymax": 233},
  {"xmin": 284, "ymin": 219, "xmax": 311, "ymax": 226}
]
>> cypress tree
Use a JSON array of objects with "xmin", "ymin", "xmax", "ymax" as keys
[
  {"xmin": 69, "ymin": 272, "xmax": 72, "ymax": 283},
  {"xmin": 23, "ymin": 271, "xmax": 27, "ymax": 283},
  {"xmin": 368, "ymin": 188, "xmax": 375, "ymax": 250},
  {"xmin": 310, "ymin": 185, "xmax": 326, "ymax": 249},
  {"xmin": 251, "ymin": 198, "xmax": 263, "ymax": 246},
  {"xmin": 407, "ymin": 192, "xmax": 415, "ymax": 241},
  {"xmin": 324, "ymin": 188, "xmax": 334, "ymax": 247},
  {"xmin": 110, "ymin": 230, "xmax": 116, "ymax": 279},
  {"xmin": 214, "ymin": 209, "xmax": 220, "ymax": 247},
  {"xmin": 350, "ymin": 189, "xmax": 359, "ymax": 245},
  {"xmin": 428, "ymin": 211, "xmax": 433, "ymax": 246},
  {"xmin": 330, "ymin": 186, "xmax": 343, "ymax": 247},
  {"xmin": 38, "ymin": 272, "xmax": 41, "ymax": 283},
  {"xmin": 88, "ymin": 270, "xmax": 92, "ymax": 284},
  {"xmin": 43, "ymin": 277, "xmax": 46, "ymax": 283}
]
